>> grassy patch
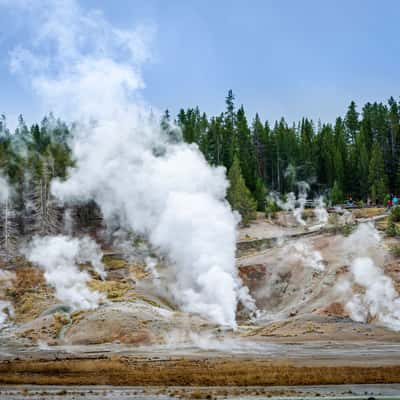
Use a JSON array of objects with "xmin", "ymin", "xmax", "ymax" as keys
[
  {"xmin": 376, "ymin": 216, "xmax": 389, "ymax": 231},
  {"xmin": 390, "ymin": 244, "xmax": 400, "ymax": 257},
  {"xmin": 353, "ymin": 207, "xmax": 385, "ymax": 219},
  {"xmin": 102, "ymin": 256, "xmax": 128, "ymax": 270},
  {"xmin": 337, "ymin": 223, "xmax": 355, "ymax": 237},
  {"xmin": 88, "ymin": 280, "xmax": 130, "ymax": 300},
  {"xmin": 6, "ymin": 267, "xmax": 54, "ymax": 322}
]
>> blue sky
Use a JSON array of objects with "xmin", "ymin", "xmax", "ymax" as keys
[{"xmin": 1, "ymin": 0, "xmax": 400, "ymax": 128}]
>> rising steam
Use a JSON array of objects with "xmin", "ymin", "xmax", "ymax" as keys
[
  {"xmin": 9, "ymin": 0, "xmax": 252, "ymax": 327},
  {"xmin": 273, "ymin": 182, "xmax": 309, "ymax": 226},
  {"xmin": 337, "ymin": 223, "xmax": 400, "ymax": 331},
  {"xmin": 24, "ymin": 235, "xmax": 105, "ymax": 310},
  {"xmin": 314, "ymin": 196, "xmax": 328, "ymax": 226}
]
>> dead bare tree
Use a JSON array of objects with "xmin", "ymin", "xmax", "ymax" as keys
[
  {"xmin": 27, "ymin": 158, "xmax": 60, "ymax": 236},
  {"xmin": 0, "ymin": 194, "xmax": 18, "ymax": 258}
]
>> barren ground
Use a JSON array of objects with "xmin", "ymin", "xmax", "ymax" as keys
[{"xmin": 2, "ymin": 208, "xmax": 400, "ymax": 395}]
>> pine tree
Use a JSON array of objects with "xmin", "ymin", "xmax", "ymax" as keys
[
  {"xmin": 205, "ymin": 116, "xmax": 224, "ymax": 165},
  {"xmin": 331, "ymin": 180, "xmax": 344, "ymax": 205},
  {"xmin": 236, "ymin": 105, "xmax": 256, "ymax": 192},
  {"xmin": 161, "ymin": 109, "xmax": 181, "ymax": 143},
  {"xmin": 227, "ymin": 156, "xmax": 256, "ymax": 226},
  {"xmin": 197, "ymin": 111, "xmax": 209, "ymax": 155},
  {"xmin": 298, "ymin": 118, "xmax": 315, "ymax": 182},
  {"xmin": 252, "ymin": 114, "xmax": 268, "ymax": 183},
  {"xmin": 13, "ymin": 115, "xmax": 30, "ymax": 153},
  {"xmin": 368, "ymin": 143, "xmax": 387, "ymax": 204},
  {"xmin": 334, "ymin": 117, "xmax": 348, "ymax": 192},
  {"xmin": 315, "ymin": 124, "xmax": 335, "ymax": 188},
  {"xmin": 254, "ymin": 177, "xmax": 267, "ymax": 211},
  {"xmin": 354, "ymin": 133, "xmax": 369, "ymax": 199},
  {"xmin": 333, "ymin": 149, "xmax": 344, "ymax": 193},
  {"xmin": 222, "ymin": 90, "xmax": 237, "ymax": 170},
  {"xmin": 345, "ymin": 101, "xmax": 359, "ymax": 144},
  {"xmin": 271, "ymin": 118, "xmax": 299, "ymax": 192},
  {"xmin": 388, "ymin": 97, "xmax": 400, "ymax": 192}
]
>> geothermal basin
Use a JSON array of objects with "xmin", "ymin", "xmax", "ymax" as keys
[{"xmin": 1, "ymin": 208, "xmax": 400, "ymax": 397}]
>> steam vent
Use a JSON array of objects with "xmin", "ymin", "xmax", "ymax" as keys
[{"xmin": 1, "ymin": 0, "xmax": 400, "ymax": 398}]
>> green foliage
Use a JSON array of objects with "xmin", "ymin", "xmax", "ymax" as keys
[
  {"xmin": 390, "ymin": 244, "xmax": 400, "ymax": 257},
  {"xmin": 386, "ymin": 215, "xmax": 399, "ymax": 237},
  {"xmin": 227, "ymin": 156, "xmax": 257, "ymax": 226},
  {"xmin": 254, "ymin": 177, "xmax": 267, "ymax": 211},
  {"xmin": 340, "ymin": 223, "xmax": 356, "ymax": 237},
  {"xmin": 355, "ymin": 133, "xmax": 369, "ymax": 199},
  {"xmin": 176, "ymin": 92, "xmax": 400, "ymax": 204},
  {"xmin": 265, "ymin": 196, "xmax": 280, "ymax": 218},
  {"xmin": 344, "ymin": 101, "xmax": 359, "ymax": 144},
  {"xmin": 390, "ymin": 206, "xmax": 400, "ymax": 222},
  {"xmin": 330, "ymin": 180, "xmax": 344, "ymax": 205},
  {"xmin": 0, "ymin": 115, "xmax": 72, "ymax": 183},
  {"xmin": 3, "ymin": 92, "xmax": 400, "ymax": 222},
  {"xmin": 368, "ymin": 143, "xmax": 387, "ymax": 204}
]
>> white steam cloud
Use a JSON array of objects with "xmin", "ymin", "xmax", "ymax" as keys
[
  {"xmin": 273, "ymin": 182, "xmax": 309, "ymax": 226},
  {"xmin": 314, "ymin": 196, "xmax": 328, "ymax": 226},
  {"xmin": 341, "ymin": 257, "xmax": 400, "ymax": 330},
  {"xmin": 336, "ymin": 223, "xmax": 400, "ymax": 331},
  {"xmin": 291, "ymin": 240, "xmax": 325, "ymax": 271},
  {"xmin": 25, "ymin": 235, "xmax": 105, "ymax": 310},
  {"xmin": 7, "ymin": 0, "xmax": 253, "ymax": 327}
]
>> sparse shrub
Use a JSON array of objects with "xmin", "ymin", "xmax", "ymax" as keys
[
  {"xmin": 102, "ymin": 256, "xmax": 127, "ymax": 270},
  {"xmin": 340, "ymin": 223, "xmax": 355, "ymax": 237},
  {"xmin": 390, "ymin": 245, "xmax": 400, "ymax": 257},
  {"xmin": 328, "ymin": 213, "xmax": 339, "ymax": 226},
  {"xmin": 386, "ymin": 215, "xmax": 399, "ymax": 237},
  {"xmin": 356, "ymin": 200, "xmax": 364, "ymax": 208},
  {"xmin": 391, "ymin": 206, "xmax": 400, "ymax": 222},
  {"xmin": 132, "ymin": 234, "xmax": 145, "ymax": 247},
  {"xmin": 265, "ymin": 197, "xmax": 280, "ymax": 218}
]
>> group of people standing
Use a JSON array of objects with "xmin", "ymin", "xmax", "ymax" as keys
[{"xmin": 387, "ymin": 194, "xmax": 399, "ymax": 209}]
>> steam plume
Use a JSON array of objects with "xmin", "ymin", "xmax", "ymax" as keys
[
  {"xmin": 25, "ymin": 235, "xmax": 105, "ymax": 310},
  {"xmin": 8, "ymin": 0, "xmax": 252, "ymax": 327},
  {"xmin": 337, "ymin": 223, "xmax": 400, "ymax": 331},
  {"xmin": 314, "ymin": 196, "xmax": 328, "ymax": 225},
  {"xmin": 274, "ymin": 182, "xmax": 309, "ymax": 226}
]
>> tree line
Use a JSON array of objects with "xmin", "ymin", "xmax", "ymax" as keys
[
  {"xmin": 0, "ymin": 114, "xmax": 81, "ymax": 257},
  {"xmin": 167, "ymin": 90, "xmax": 400, "ymax": 214},
  {"xmin": 0, "ymin": 91, "xmax": 398, "ymax": 253}
]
